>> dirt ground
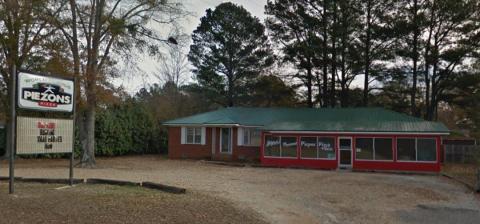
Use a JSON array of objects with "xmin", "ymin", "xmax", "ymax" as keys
[
  {"xmin": 1, "ymin": 155, "xmax": 480, "ymax": 224},
  {"xmin": 442, "ymin": 163, "xmax": 479, "ymax": 188},
  {"xmin": 0, "ymin": 182, "xmax": 265, "ymax": 224}
]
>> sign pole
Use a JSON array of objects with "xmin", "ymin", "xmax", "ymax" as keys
[
  {"xmin": 9, "ymin": 65, "xmax": 16, "ymax": 194},
  {"xmin": 69, "ymin": 77, "xmax": 76, "ymax": 186}
]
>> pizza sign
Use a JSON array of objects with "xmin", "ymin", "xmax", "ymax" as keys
[
  {"xmin": 18, "ymin": 72, "xmax": 74, "ymax": 112},
  {"xmin": 16, "ymin": 116, "xmax": 73, "ymax": 154}
]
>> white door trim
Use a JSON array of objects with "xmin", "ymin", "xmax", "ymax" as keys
[{"xmin": 338, "ymin": 137, "xmax": 353, "ymax": 168}]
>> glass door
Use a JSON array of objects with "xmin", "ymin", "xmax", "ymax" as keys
[
  {"xmin": 220, "ymin": 128, "xmax": 231, "ymax": 153},
  {"xmin": 338, "ymin": 137, "xmax": 352, "ymax": 168}
]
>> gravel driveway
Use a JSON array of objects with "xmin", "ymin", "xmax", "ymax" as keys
[{"xmin": 1, "ymin": 156, "xmax": 479, "ymax": 224}]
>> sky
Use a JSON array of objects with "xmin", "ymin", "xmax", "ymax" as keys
[{"xmin": 114, "ymin": 0, "xmax": 269, "ymax": 94}]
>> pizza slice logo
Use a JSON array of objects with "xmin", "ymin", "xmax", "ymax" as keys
[{"xmin": 21, "ymin": 83, "xmax": 72, "ymax": 108}]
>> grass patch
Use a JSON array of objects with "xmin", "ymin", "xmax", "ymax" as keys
[{"xmin": 0, "ymin": 182, "xmax": 266, "ymax": 224}]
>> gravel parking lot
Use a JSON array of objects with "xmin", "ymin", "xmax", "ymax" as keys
[{"xmin": 1, "ymin": 156, "xmax": 479, "ymax": 224}]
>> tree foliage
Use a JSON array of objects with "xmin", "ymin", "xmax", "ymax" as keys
[{"xmin": 189, "ymin": 2, "xmax": 274, "ymax": 107}]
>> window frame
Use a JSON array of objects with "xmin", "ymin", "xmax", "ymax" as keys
[
  {"xmin": 243, "ymin": 128, "xmax": 261, "ymax": 147},
  {"xmin": 263, "ymin": 135, "xmax": 298, "ymax": 159},
  {"xmin": 396, "ymin": 137, "xmax": 437, "ymax": 163},
  {"xmin": 300, "ymin": 136, "xmax": 336, "ymax": 160},
  {"xmin": 354, "ymin": 137, "xmax": 394, "ymax": 162},
  {"xmin": 185, "ymin": 127, "xmax": 203, "ymax": 145}
]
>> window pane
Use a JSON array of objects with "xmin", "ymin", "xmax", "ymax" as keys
[
  {"xmin": 264, "ymin": 136, "xmax": 280, "ymax": 157},
  {"xmin": 281, "ymin": 137, "xmax": 297, "ymax": 158},
  {"xmin": 374, "ymin": 138, "xmax": 392, "ymax": 160},
  {"xmin": 318, "ymin": 137, "xmax": 335, "ymax": 159},
  {"xmin": 397, "ymin": 138, "xmax": 416, "ymax": 161},
  {"xmin": 243, "ymin": 129, "xmax": 250, "ymax": 145},
  {"xmin": 251, "ymin": 130, "xmax": 261, "ymax": 146},
  {"xmin": 417, "ymin": 139, "xmax": 436, "ymax": 161},
  {"xmin": 186, "ymin": 128, "xmax": 194, "ymax": 144},
  {"xmin": 301, "ymin": 137, "xmax": 317, "ymax": 158},
  {"xmin": 194, "ymin": 128, "xmax": 202, "ymax": 143},
  {"xmin": 356, "ymin": 138, "xmax": 373, "ymax": 160},
  {"xmin": 221, "ymin": 128, "xmax": 231, "ymax": 152},
  {"xmin": 339, "ymin": 139, "xmax": 351, "ymax": 150}
]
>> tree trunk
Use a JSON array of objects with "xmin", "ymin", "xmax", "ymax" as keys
[
  {"xmin": 227, "ymin": 75, "xmax": 234, "ymax": 107},
  {"xmin": 340, "ymin": 46, "xmax": 347, "ymax": 107},
  {"xmin": 322, "ymin": 0, "xmax": 329, "ymax": 107},
  {"xmin": 81, "ymin": 105, "xmax": 96, "ymax": 167},
  {"xmin": 427, "ymin": 60, "xmax": 438, "ymax": 121},
  {"xmin": 411, "ymin": 0, "xmax": 419, "ymax": 116},
  {"xmin": 363, "ymin": 0, "xmax": 371, "ymax": 106},
  {"xmin": 424, "ymin": 0, "xmax": 435, "ymax": 119},
  {"xmin": 306, "ymin": 66, "xmax": 313, "ymax": 108},
  {"xmin": 330, "ymin": 0, "xmax": 337, "ymax": 107},
  {"xmin": 340, "ymin": 0, "xmax": 347, "ymax": 107}
]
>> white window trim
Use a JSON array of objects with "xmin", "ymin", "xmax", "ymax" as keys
[
  {"xmin": 354, "ymin": 137, "xmax": 394, "ymax": 162},
  {"xmin": 241, "ymin": 127, "xmax": 261, "ymax": 147},
  {"xmin": 263, "ymin": 135, "xmax": 298, "ymax": 159},
  {"xmin": 182, "ymin": 126, "xmax": 204, "ymax": 145},
  {"xmin": 299, "ymin": 136, "xmax": 336, "ymax": 160},
  {"xmin": 220, "ymin": 128, "xmax": 232, "ymax": 154},
  {"xmin": 396, "ymin": 137, "xmax": 437, "ymax": 163}
]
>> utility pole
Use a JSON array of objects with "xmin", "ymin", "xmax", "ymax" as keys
[{"xmin": 9, "ymin": 65, "xmax": 16, "ymax": 194}]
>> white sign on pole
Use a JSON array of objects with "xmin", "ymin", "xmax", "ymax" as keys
[
  {"xmin": 17, "ymin": 72, "xmax": 74, "ymax": 112},
  {"xmin": 16, "ymin": 116, "xmax": 74, "ymax": 154}
]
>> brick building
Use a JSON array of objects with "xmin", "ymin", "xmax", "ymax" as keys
[{"xmin": 164, "ymin": 107, "xmax": 449, "ymax": 172}]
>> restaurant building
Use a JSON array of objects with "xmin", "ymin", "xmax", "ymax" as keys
[{"xmin": 163, "ymin": 107, "xmax": 449, "ymax": 172}]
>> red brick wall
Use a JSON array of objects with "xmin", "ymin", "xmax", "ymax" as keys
[
  {"xmin": 168, "ymin": 126, "xmax": 260, "ymax": 161},
  {"xmin": 168, "ymin": 127, "xmax": 212, "ymax": 159},
  {"xmin": 212, "ymin": 127, "xmax": 260, "ymax": 162}
]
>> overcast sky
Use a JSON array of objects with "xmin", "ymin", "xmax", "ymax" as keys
[{"xmin": 114, "ymin": 0, "xmax": 269, "ymax": 94}]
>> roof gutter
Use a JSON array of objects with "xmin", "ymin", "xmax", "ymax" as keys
[{"xmin": 267, "ymin": 130, "xmax": 450, "ymax": 136}]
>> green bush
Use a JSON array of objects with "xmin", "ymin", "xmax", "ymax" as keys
[{"xmin": 95, "ymin": 101, "xmax": 164, "ymax": 156}]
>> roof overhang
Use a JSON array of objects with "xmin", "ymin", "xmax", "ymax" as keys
[
  {"xmin": 267, "ymin": 130, "xmax": 450, "ymax": 136},
  {"xmin": 162, "ymin": 123, "xmax": 263, "ymax": 128}
]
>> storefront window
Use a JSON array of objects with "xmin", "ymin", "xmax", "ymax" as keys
[
  {"xmin": 355, "ymin": 137, "xmax": 393, "ymax": 160},
  {"xmin": 397, "ymin": 138, "xmax": 436, "ymax": 162},
  {"xmin": 417, "ymin": 138, "xmax": 436, "ymax": 161},
  {"xmin": 301, "ymin": 137, "xmax": 317, "ymax": 158},
  {"xmin": 281, "ymin": 137, "xmax": 297, "ymax": 158},
  {"xmin": 318, "ymin": 137, "xmax": 335, "ymax": 159},
  {"xmin": 374, "ymin": 138, "xmax": 393, "ymax": 160},
  {"xmin": 397, "ymin": 138, "xmax": 416, "ymax": 161},
  {"xmin": 356, "ymin": 138, "xmax": 374, "ymax": 160},
  {"xmin": 264, "ymin": 136, "xmax": 280, "ymax": 157}
]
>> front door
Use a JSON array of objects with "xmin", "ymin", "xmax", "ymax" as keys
[
  {"xmin": 338, "ymin": 137, "xmax": 352, "ymax": 168},
  {"xmin": 220, "ymin": 128, "xmax": 232, "ymax": 154}
]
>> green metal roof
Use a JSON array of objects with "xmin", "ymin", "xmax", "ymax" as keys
[{"xmin": 163, "ymin": 107, "xmax": 449, "ymax": 134}]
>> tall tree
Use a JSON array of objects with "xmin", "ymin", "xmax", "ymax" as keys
[
  {"xmin": 52, "ymin": 0, "xmax": 185, "ymax": 167},
  {"xmin": 359, "ymin": 0, "xmax": 397, "ymax": 106},
  {"xmin": 155, "ymin": 27, "xmax": 190, "ymax": 87},
  {"xmin": 421, "ymin": 0, "xmax": 479, "ymax": 120},
  {"xmin": 0, "ymin": 0, "xmax": 62, "ymax": 157},
  {"xmin": 265, "ymin": 0, "xmax": 322, "ymax": 107},
  {"xmin": 189, "ymin": 2, "xmax": 273, "ymax": 107}
]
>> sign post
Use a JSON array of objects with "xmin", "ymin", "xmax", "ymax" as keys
[{"xmin": 8, "ymin": 70, "xmax": 76, "ymax": 193}]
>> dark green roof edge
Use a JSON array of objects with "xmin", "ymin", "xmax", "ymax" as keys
[{"xmin": 163, "ymin": 107, "xmax": 450, "ymax": 134}]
